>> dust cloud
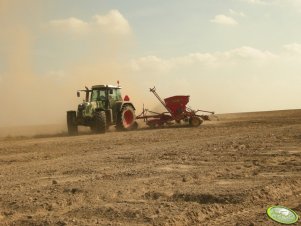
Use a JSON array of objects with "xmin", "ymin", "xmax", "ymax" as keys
[{"xmin": 0, "ymin": 1, "xmax": 143, "ymax": 136}]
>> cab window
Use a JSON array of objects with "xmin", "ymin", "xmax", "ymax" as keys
[
  {"xmin": 115, "ymin": 89, "xmax": 122, "ymax": 101},
  {"xmin": 91, "ymin": 89, "xmax": 106, "ymax": 101},
  {"xmin": 109, "ymin": 89, "xmax": 122, "ymax": 101}
]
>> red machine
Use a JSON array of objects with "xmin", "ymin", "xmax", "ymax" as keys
[{"xmin": 136, "ymin": 87, "xmax": 214, "ymax": 128}]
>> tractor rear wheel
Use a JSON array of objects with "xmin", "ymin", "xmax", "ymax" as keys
[
  {"xmin": 116, "ymin": 105, "xmax": 136, "ymax": 130},
  {"xmin": 132, "ymin": 121, "xmax": 138, "ymax": 130},
  {"xmin": 93, "ymin": 111, "xmax": 106, "ymax": 133},
  {"xmin": 67, "ymin": 111, "xmax": 78, "ymax": 136},
  {"xmin": 189, "ymin": 116, "xmax": 203, "ymax": 127}
]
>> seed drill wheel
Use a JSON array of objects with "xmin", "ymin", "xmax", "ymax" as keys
[
  {"xmin": 117, "ymin": 105, "xmax": 136, "ymax": 130},
  {"xmin": 67, "ymin": 111, "xmax": 78, "ymax": 136},
  {"xmin": 93, "ymin": 111, "xmax": 106, "ymax": 133},
  {"xmin": 189, "ymin": 116, "xmax": 203, "ymax": 127}
]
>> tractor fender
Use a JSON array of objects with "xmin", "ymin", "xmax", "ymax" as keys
[
  {"xmin": 115, "ymin": 101, "xmax": 136, "ymax": 112},
  {"xmin": 121, "ymin": 102, "xmax": 136, "ymax": 111}
]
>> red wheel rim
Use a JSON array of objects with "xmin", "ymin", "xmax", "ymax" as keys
[{"xmin": 123, "ymin": 110, "xmax": 134, "ymax": 127}]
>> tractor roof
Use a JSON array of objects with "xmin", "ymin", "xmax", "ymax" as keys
[{"xmin": 91, "ymin": 85, "xmax": 121, "ymax": 89}]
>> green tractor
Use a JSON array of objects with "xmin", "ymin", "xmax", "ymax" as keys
[{"xmin": 67, "ymin": 84, "xmax": 137, "ymax": 135}]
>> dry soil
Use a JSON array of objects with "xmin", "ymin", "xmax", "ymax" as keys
[{"xmin": 0, "ymin": 110, "xmax": 301, "ymax": 225}]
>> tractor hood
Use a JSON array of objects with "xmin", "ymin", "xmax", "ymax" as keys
[{"xmin": 78, "ymin": 101, "xmax": 105, "ymax": 118}]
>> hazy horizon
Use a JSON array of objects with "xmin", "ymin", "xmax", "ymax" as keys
[{"xmin": 1, "ymin": 0, "xmax": 301, "ymax": 127}]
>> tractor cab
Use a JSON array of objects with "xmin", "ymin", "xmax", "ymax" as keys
[
  {"xmin": 77, "ymin": 85, "xmax": 123, "ymax": 109},
  {"xmin": 90, "ymin": 85, "xmax": 123, "ymax": 108}
]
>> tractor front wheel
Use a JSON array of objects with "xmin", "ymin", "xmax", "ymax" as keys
[
  {"xmin": 93, "ymin": 111, "xmax": 106, "ymax": 133},
  {"xmin": 189, "ymin": 116, "xmax": 203, "ymax": 127},
  {"xmin": 116, "ymin": 105, "xmax": 136, "ymax": 130},
  {"xmin": 67, "ymin": 111, "xmax": 78, "ymax": 136}
]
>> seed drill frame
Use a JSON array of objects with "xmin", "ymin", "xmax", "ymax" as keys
[{"xmin": 136, "ymin": 87, "xmax": 214, "ymax": 127}]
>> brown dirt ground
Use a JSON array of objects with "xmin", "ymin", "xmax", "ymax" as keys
[{"xmin": 0, "ymin": 109, "xmax": 301, "ymax": 226}]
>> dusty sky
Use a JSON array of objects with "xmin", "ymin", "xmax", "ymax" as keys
[{"xmin": 0, "ymin": 0, "xmax": 301, "ymax": 127}]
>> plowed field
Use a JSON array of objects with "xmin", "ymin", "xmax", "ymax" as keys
[{"xmin": 1, "ymin": 110, "xmax": 301, "ymax": 225}]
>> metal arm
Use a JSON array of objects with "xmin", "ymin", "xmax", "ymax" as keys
[
  {"xmin": 149, "ymin": 87, "xmax": 172, "ymax": 114},
  {"xmin": 197, "ymin": 109, "xmax": 215, "ymax": 114}
]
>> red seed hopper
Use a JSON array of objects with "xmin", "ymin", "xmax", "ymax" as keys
[{"xmin": 136, "ymin": 87, "xmax": 214, "ymax": 128}]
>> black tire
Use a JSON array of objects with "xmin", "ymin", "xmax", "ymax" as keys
[
  {"xmin": 132, "ymin": 121, "xmax": 138, "ymax": 130},
  {"xmin": 67, "ymin": 111, "xmax": 78, "ymax": 136},
  {"xmin": 90, "ymin": 126, "xmax": 95, "ymax": 133},
  {"xmin": 93, "ymin": 111, "xmax": 106, "ymax": 134},
  {"xmin": 200, "ymin": 115, "xmax": 210, "ymax": 121},
  {"xmin": 116, "ymin": 105, "xmax": 136, "ymax": 130},
  {"xmin": 189, "ymin": 116, "xmax": 203, "ymax": 127}
]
